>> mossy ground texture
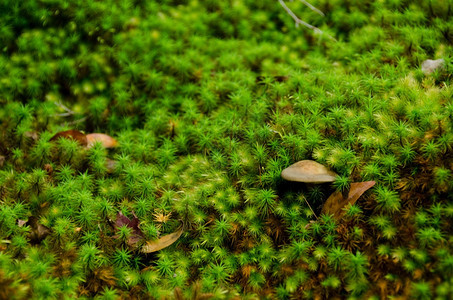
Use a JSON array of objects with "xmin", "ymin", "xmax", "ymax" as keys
[{"xmin": 1, "ymin": 0, "xmax": 453, "ymax": 299}]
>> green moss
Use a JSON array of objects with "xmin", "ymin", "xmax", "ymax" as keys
[{"xmin": 0, "ymin": 0, "xmax": 452, "ymax": 298}]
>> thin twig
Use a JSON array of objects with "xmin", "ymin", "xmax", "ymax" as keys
[
  {"xmin": 279, "ymin": 0, "xmax": 336, "ymax": 41},
  {"xmin": 54, "ymin": 101, "xmax": 87, "ymax": 126},
  {"xmin": 303, "ymin": 197, "xmax": 318, "ymax": 220},
  {"xmin": 298, "ymin": 0, "xmax": 325, "ymax": 17},
  {"xmin": 61, "ymin": 116, "xmax": 87, "ymax": 127},
  {"xmin": 53, "ymin": 101, "xmax": 75, "ymax": 117},
  {"xmin": 55, "ymin": 112, "xmax": 74, "ymax": 117},
  {"xmin": 279, "ymin": 0, "xmax": 319, "ymax": 31}
]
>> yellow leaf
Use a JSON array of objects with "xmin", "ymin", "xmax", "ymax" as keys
[{"xmin": 141, "ymin": 227, "xmax": 184, "ymax": 253}]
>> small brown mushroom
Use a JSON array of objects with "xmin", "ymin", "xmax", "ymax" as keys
[
  {"xmin": 50, "ymin": 130, "xmax": 118, "ymax": 149},
  {"xmin": 50, "ymin": 129, "xmax": 88, "ymax": 147},
  {"xmin": 281, "ymin": 160, "xmax": 338, "ymax": 183},
  {"xmin": 86, "ymin": 133, "xmax": 118, "ymax": 149},
  {"xmin": 281, "ymin": 160, "xmax": 338, "ymax": 219}
]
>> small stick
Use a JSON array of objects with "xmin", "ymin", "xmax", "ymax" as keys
[
  {"xmin": 298, "ymin": 0, "xmax": 325, "ymax": 17},
  {"xmin": 303, "ymin": 197, "xmax": 318, "ymax": 220},
  {"xmin": 54, "ymin": 101, "xmax": 75, "ymax": 116},
  {"xmin": 62, "ymin": 116, "xmax": 87, "ymax": 127},
  {"xmin": 278, "ymin": 0, "xmax": 336, "ymax": 41}
]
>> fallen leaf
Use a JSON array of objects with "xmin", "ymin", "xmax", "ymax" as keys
[
  {"xmin": 86, "ymin": 133, "xmax": 118, "ymax": 148},
  {"xmin": 24, "ymin": 131, "xmax": 39, "ymax": 141},
  {"xmin": 142, "ymin": 227, "xmax": 184, "ymax": 253},
  {"xmin": 36, "ymin": 223, "xmax": 50, "ymax": 238},
  {"xmin": 114, "ymin": 211, "xmax": 143, "ymax": 246},
  {"xmin": 321, "ymin": 181, "xmax": 376, "ymax": 220},
  {"xmin": 50, "ymin": 130, "xmax": 88, "ymax": 147},
  {"xmin": 27, "ymin": 216, "xmax": 51, "ymax": 242},
  {"xmin": 115, "ymin": 212, "xmax": 140, "ymax": 230}
]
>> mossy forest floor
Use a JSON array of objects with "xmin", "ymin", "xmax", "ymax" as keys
[{"xmin": 0, "ymin": 0, "xmax": 452, "ymax": 299}]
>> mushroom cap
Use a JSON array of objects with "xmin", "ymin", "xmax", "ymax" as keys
[
  {"xmin": 281, "ymin": 160, "xmax": 338, "ymax": 183},
  {"xmin": 50, "ymin": 130, "xmax": 88, "ymax": 147},
  {"xmin": 86, "ymin": 133, "xmax": 118, "ymax": 148}
]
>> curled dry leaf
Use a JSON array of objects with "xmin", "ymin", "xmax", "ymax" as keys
[
  {"xmin": 27, "ymin": 216, "xmax": 51, "ymax": 242},
  {"xmin": 142, "ymin": 227, "xmax": 184, "ymax": 253},
  {"xmin": 321, "ymin": 181, "xmax": 376, "ymax": 220},
  {"xmin": 86, "ymin": 133, "xmax": 118, "ymax": 149},
  {"xmin": 50, "ymin": 129, "xmax": 88, "ymax": 146}
]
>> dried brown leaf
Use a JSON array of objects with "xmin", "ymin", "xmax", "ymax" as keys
[
  {"xmin": 322, "ymin": 181, "xmax": 376, "ymax": 220},
  {"xmin": 36, "ymin": 223, "xmax": 50, "ymax": 238},
  {"xmin": 27, "ymin": 216, "xmax": 51, "ymax": 242},
  {"xmin": 24, "ymin": 131, "xmax": 38, "ymax": 141},
  {"xmin": 142, "ymin": 227, "xmax": 184, "ymax": 253},
  {"xmin": 113, "ymin": 212, "xmax": 143, "ymax": 246},
  {"xmin": 86, "ymin": 133, "xmax": 118, "ymax": 148},
  {"xmin": 50, "ymin": 130, "xmax": 87, "ymax": 146}
]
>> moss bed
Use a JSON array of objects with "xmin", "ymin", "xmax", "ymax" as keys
[{"xmin": 0, "ymin": 0, "xmax": 452, "ymax": 299}]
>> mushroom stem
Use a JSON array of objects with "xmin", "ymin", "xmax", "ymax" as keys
[{"xmin": 281, "ymin": 160, "xmax": 338, "ymax": 220}]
